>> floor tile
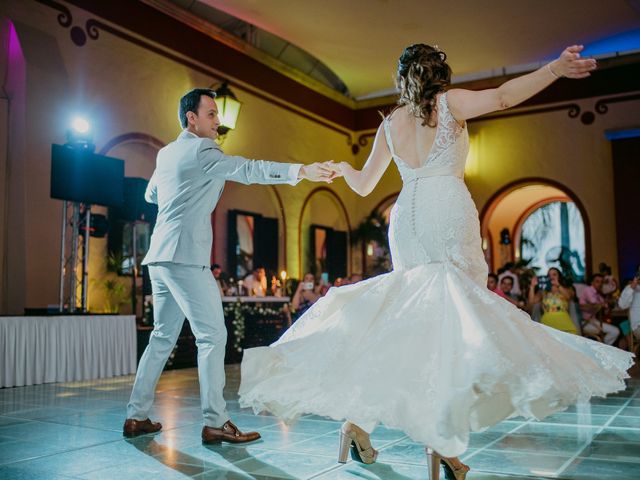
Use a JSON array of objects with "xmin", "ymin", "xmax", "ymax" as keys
[{"xmin": 0, "ymin": 366, "xmax": 637, "ymax": 479}]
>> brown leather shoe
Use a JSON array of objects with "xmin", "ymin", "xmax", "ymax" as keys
[
  {"xmin": 123, "ymin": 418, "xmax": 162, "ymax": 437},
  {"xmin": 202, "ymin": 420, "xmax": 261, "ymax": 444}
]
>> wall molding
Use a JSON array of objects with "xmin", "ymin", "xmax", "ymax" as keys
[{"xmin": 34, "ymin": 0, "xmax": 640, "ymax": 140}]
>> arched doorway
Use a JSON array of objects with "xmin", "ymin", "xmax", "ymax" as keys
[
  {"xmin": 479, "ymin": 178, "xmax": 591, "ymax": 279},
  {"xmin": 298, "ymin": 188, "xmax": 351, "ymax": 281},
  {"xmin": 357, "ymin": 192, "xmax": 399, "ymax": 276}
]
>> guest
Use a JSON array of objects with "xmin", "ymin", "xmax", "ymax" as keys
[
  {"xmin": 211, "ymin": 264, "xmax": 228, "ymax": 295},
  {"xmin": 244, "ymin": 267, "xmax": 267, "ymax": 297},
  {"xmin": 580, "ymin": 273, "xmax": 620, "ymax": 345},
  {"xmin": 498, "ymin": 262, "xmax": 522, "ymax": 296},
  {"xmin": 349, "ymin": 273, "xmax": 363, "ymax": 284},
  {"xmin": 487, "ymin": 273, "xmax": 499, "ymax": 292},
  {"xmin": 292, "ymin": 273, "xmax": 322, "ymax": 319},
  {"xmin": 529, "ymin": 268, "xmax": 579, "ymax": 335},
  {"xmin": 618, "ymin": 275, "xmax": 640, "ymax": 338},
  {"xmin": 333, "ymin": 277, "xmax": 345, "ymax": 288},
  {"xmin": 599, "ymin": 262, "xmax": 619, "ymax": 297},
  {"xmin": 499, "ymin": 276, "xmax": 526, "ymax": 309},
  {"xmin": 319, "ymin": 273, "xmax": 332, "ymax": 295}
]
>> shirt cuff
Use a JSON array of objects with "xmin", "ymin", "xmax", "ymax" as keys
[{"xmin": 287, "ymin": 164, "xmax": 303, "ymax": 186}]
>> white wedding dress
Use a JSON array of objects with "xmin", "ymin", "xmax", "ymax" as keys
[{"xmin": 239, "ymin": 93, "xmax": 634, "ymax": 456}]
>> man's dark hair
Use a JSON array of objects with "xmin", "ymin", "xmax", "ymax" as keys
[
  {"xmin": 211, "ymin": 263, "xmax": 221, "ymax": 270},
  {"xmin": 588, "ymin": 273, "xmax": 604, "ymax": 285},
  {"xmin": 488, "ymin": 273, "xmax": 499, "ymax": 282},
  {"xmin": 178, "ymin": 88, "xmax": 216, "ymax": 128}
]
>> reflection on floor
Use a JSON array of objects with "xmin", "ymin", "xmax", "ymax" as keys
[{"xmin": 0, "ymin": 366, "xmax": 639, "ymax": 479}]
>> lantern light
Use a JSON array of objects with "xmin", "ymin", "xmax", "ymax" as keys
[{"xmin": 214, "ymin": 82, "xmax": 242, "ymax": 136}]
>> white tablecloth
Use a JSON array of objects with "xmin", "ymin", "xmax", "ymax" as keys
[{"xmin": 0, "ymin": 315, "xmax": 137, "ymax": 388}]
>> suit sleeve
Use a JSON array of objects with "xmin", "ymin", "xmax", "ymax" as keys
[
  {"xmin": 197, "ymin": 138, "xmax": 302, "ymax": 185},
  {"xmin": 145, "ymin": 171, "xmax": 158, "ymax": 204}
]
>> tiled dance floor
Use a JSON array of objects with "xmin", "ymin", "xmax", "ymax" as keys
[{"xmin": 1, "ymin": 366, "xmax": 639, "ymax": 479}]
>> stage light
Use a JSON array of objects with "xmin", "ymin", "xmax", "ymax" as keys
[
  {"xmin": 71, "ymin": 116, "xmax": 90, "ymax": 134},
  {"xmin": 66, "ymin": 115, "xmax": 95, "ymax": 151}
]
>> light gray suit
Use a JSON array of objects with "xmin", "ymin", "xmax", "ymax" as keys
[{"xmin": 127, "ymin": 130, "xmax": 301, "ymax": 427}]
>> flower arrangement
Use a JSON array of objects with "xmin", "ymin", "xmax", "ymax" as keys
[{"xmin": 222, "ymin": 300, "xmax": 283, "ymax": 353}]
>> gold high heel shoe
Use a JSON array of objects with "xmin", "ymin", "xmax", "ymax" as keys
[
  {"xmin": 425, "ymin": 448, "xmax": 470, "ymax": 480},
  {"xmin": 338, "ymin": 422, "xmax": 378, "ymax": 464}
]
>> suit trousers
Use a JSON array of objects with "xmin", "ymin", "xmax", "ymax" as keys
[
  {"xmin": 126, "ymin": 263, "xmax": 230, "ymax": 427},
  {"xmin": 582, "ymin": 320, "xmax": 620, "ymax": 346}
]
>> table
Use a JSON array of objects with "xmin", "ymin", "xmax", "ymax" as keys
[{"xmin": 0, "ymin": 315, "xmax": 137, "ymax": 388}]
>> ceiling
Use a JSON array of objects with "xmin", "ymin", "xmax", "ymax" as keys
[{"xmin": 193, "ymin": 0, "xmax": 640, "ymax": 99}]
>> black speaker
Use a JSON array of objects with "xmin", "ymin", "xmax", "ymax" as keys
[
  {"xmin": 50, "ymin": 144, "xmax": 124, "ymax": 207},
  {"xmin": 111, "ymin": 177, "xmax": 157, "ymax": 223}
]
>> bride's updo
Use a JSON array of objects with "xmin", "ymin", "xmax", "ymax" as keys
[{"xmin": 396, "ymin": 44, "xmax": 452, "ymax": 127}]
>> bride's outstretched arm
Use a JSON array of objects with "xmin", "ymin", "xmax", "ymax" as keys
[
  {"xmin": 447, "ymin": 45, "xmax": 597, "ymax": 121},
  {"xmin": 336, "ymin": 124, "xmax": 392, "ymax": 197}
]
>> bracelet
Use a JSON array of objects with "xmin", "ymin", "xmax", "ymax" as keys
[{"xmin": 547, "ymin": 63, "xmax": 561, "ymax": 79}]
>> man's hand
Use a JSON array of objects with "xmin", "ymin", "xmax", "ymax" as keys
[
  {"xmin": 322, "ymin": 161, "xmax": 344, "ymax": 181},
  {"xmin": 298, "ymin": 162, "xmax": 336, "ymax": 183},
  {"xmin": 298, "ymin": 161, "xmax": 344, "ymax": 183}
]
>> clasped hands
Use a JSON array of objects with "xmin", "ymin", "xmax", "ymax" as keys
[{"xmin": 298, "ymin": 160, "xmax": 345, "ymax": 183}]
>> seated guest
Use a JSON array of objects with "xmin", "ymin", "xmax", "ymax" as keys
[
  {"xmin": 618, "ymin": 275, "xmax": 640, "ymax": 339},
  {"xmin": 599, "ymin": 262, "xmax": 619, "ymax": 297},
  {"xmin": 498, "ymin": 262, "xmax": 522, "ymax": 296},
  {"xmin": 499, "ymin": 276, "xmax": 526, "ymax": 309},
  {"xmin": 487, "ymin": 273, "xmax": 499, "ymax": 292},
  {"xmin": 529, "ymin": 268, "xmax": 578, "ymax": 335},
  {"xmin": 292, "ymin": 273, "xmax": 322, "ymax": 319},
  {"xmin": 244, "ymin": 266, "xmax": 267, "ymax": 297},
  {"xmin": 567, "ymin": 285, "xmax": 584, "ymax": 335},
  {"xmin": 211, "ymin": 264, "xmax": 228, "ymax": 295},
  {"xmin": 333, "ymin": 277, "xmax": 345, "ymax": 288},
  {"xmin": 579, "ymin": 273, "xmax": 620, "ymax": 345}
]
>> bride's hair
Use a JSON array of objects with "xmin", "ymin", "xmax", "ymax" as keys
[{"xmin": 396, "ymin": 44, "xmax": 452, "ymax": 127}]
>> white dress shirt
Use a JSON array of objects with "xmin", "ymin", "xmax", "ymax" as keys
[{"xmin": 618, "ymin": 285, "xmax": 640, "ymax": 332}]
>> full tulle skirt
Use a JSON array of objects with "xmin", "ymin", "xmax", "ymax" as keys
[{"xmin": 240, "ymin": 262, "xmax": 634, "ymax": 456}]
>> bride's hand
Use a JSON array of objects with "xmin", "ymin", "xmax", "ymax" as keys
[
  {"xmin": 549, "ymin": 45, "xmax": 596, "ymax": 79},
  {"xmin": 322, "ymin": 160, "xmax": 345, "ymax": 179}
]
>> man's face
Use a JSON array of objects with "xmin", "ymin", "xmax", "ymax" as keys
[
  {"xmin": 500, "ymin": 278, "xmax": 513, "ymax": 293},
  {"xmin": 592, "ymin": 276, "xmax": 603, "ymax": 292},
  {"xmin": 187, "ymin": 95, "xmax": 221, "ymax": 140},
  {"xmin": 487, "ymin": 276, "xmax": 497, "ymax": 290},
  {"xmin": 256, "ymin": 268, "xmax": 266, "ymax": 280},
  {"xmin": 213, "ymin": 267, "xmax": 221, "ymax": 278}
]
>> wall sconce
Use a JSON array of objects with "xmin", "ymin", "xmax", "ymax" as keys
[{"xmin": 212, "ymin": 81, "xmax": 242, "ymax": 138}]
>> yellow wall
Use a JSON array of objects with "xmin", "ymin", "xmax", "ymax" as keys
[
  {"xmin": 0, "ymin": 0, "xmax": 358, "ymax": 312},
  {"xmin": 464, "ymin": 100, "xmax": 640, "ymax": 279},
  {"xmin": 1, "ymin": 0, "xmax": 639, "ymax": 313}
]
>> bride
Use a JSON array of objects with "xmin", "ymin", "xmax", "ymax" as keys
[{"xmin": 239, "ymin": 44, "xmax": 634, "ymax": 480}]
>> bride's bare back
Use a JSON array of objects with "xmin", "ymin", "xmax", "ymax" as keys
[{"xmin": 386, "ymin": 105, "xmax": 439, "ymax": 170}]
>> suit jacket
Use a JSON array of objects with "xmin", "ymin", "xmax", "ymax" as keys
[{"xmin": 142, "ymin": 130, "xmax": 301, "ymax": 267}]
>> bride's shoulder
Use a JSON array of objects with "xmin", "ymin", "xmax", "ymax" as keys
[{"xmin": 387, "ymin": 105, "xmax": 411, "ymax": 125}]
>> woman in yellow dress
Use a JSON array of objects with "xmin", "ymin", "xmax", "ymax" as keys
[{"xmin": 529, "ymin": 267, "xmax": 578, "ymax": 334}]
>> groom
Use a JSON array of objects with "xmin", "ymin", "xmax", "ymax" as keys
[{"xmin": 124, "ymin": 88, "xmax": 335, "ymax": 443}]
